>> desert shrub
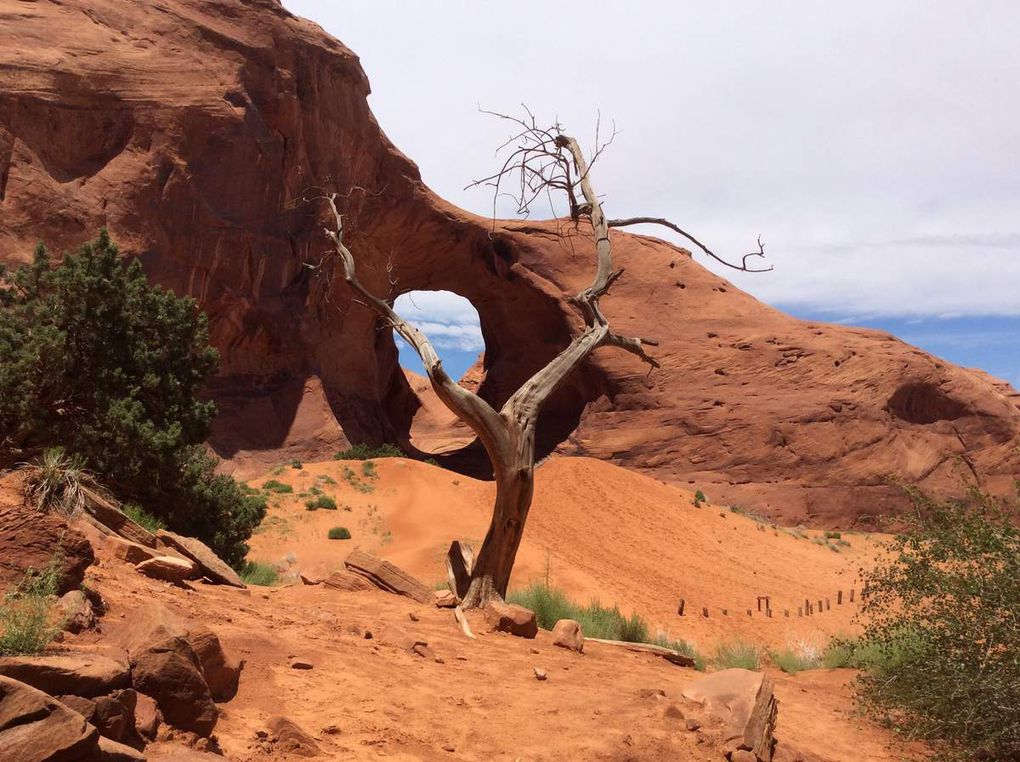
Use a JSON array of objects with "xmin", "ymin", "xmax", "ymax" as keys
[
  {"xmin": 771, "ymin": 639, "xmax": 821, "ymax": 673},
  {"xmin": 692, "ymin": 489, "xmax": 706, "ymax": 507},
  {"xmin": 262, "ymin": 480, "xmax": 294, "ymax": 494},
  {"xmin": 305, "ymin": 495, "xmax": 337, "ymax": 511},
  {"xmin": 239, "ymin": 560, "xmax": 279, "ymax": 587},
  {"xmin": 341, "ymin": 466, "xmax": 374, "ymax": 494},
  {"xmin": 334, "ymin": 443, "xmax": 403, "ymax": 461},
  {"xmin": 327, "ymin": 526, "xmax": 351, "ymax": 540},
  {"xmin": 0, "ymin": 231, "xmax": 264, "ymax": 568},
  {"xmin": 289, "ymin": 460, "xmax": 303, "ymax": 470},
  {"xmin": 316, "ymin": 475, "xmax": 337, "ymax": 486},
  {"xmin": 361, "ymin": 460, "xmax": 377, "ymax": 478},
  {"xmin": 711, "ymin": 640, "xmax": 761, "ymax": 670},
  {"xmin": 122, "ymin": 502, "xmax": 167, "ymax": 533},
  {"xmin": 824, "ymin": 530, "xmax": 842, "ymax": 539},
  {"xmin": 649, "ymin": 632, "xmax": 705, "ymax": 671},
  {"xmin": 0, "ymin": 560, "xmax": 60, "ymax": 656},
  {"xmin": 850, "ymin": 485, "xmax": 1020, "ymax": 760}
]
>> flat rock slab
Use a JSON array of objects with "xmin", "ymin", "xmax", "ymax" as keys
[
  {"xmin": 0, "ymin": 653, "xmax": 130, "ymax": 698},
  {"xmin": 156, "ymin": 530, "xmax": 246, "ymax": 588},
  {"xmin": 0, "ymin": 504, "xmax": 95, "ymax": 594},
  {"xmin": 682, "ymin": 668, "xmax": 777, "ymax": 760},
  {"xmin": 484, "ymin": 600, "xmax": 538, "ymax": 639},
  {"xmin": 344, "ymin": 549, "xmax": 431, "ymax": 604},
  {"xmin": 0, "ymin": 675, "xmax": 101, "ymax": 761},
  {"xmin": 137, "ymin": 555, "xmax": 198, "ymax": 583}
]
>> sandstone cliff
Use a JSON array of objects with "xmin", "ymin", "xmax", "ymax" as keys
[{"xmin": 1, "ymin": 0, "xmax": 1017, "ymax": 526}]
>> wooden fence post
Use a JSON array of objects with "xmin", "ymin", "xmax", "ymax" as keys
[{"xmin": 678, "ymin": 599, "xmax": 686, "ymax": 616}]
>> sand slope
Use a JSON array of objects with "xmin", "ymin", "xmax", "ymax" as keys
[{"xmin": 247, "ymin": 456, "xmax": 884, "ymax": 651}]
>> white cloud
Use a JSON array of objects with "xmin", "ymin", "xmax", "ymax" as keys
[
  {"xmin": 285, "ymin": 0, "xmax": 1020, "ymax": 318},
  {"xmin": 394, "ymin": 291, "xmax": 484, "ymax": 352}
]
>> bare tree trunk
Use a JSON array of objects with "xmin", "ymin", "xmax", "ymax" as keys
[{"xmin": 460, "ymin": 424, "xmax": 536, "ymax": 608}]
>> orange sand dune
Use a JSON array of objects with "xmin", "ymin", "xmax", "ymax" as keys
[{"xmin": 247, "ymin": 456, "xmax": 884, "ymax": 651}]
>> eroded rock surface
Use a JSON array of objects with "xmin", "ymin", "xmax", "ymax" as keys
[{"xmin": 0, "ymin": 0, "xmax": 1017, "ymax": 527}]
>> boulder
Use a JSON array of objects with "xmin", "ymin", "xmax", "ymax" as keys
[
  {"xmin": 133, "ymin": 692, "xmax": 161, "ymax": 741},
  {"xmin": 93, "ymin": 688, "xmax": 139, "ymax": 745},
  {"xmin": 265, "ymin": 715, "xmax": 321, "ymax": 757},
  {"xmin": 98, "ymin": 735, "xmax": 146, "ymax": 761},
  {"xmin": 105, "ymin": 536, "xmax": 162, "ymax": 565},
  {"xmin": 433, "ymin": 589, "xmax": 458, "ymax": 608},
  {"xmin": 136, "ymin": 555, "xmax": 199, "ymax": 584},
  {"xmin": 59, "ymin": 589, "xmax": 97, "ymax": 633},
  {"xmin": 344, "ymin": 550, "xmax": 432, "ymax": 604},
  {"xmin": 322, "ymin": 570, "xmax": 376, "ymax": 592},
  {"xmin": 0, "ymin": 653, "xmax": 130, "ymax": 697},
  {"xmin": 130, "ymin": 635, "xmax": 218, "ymax": 737},
  {"xmin": 682, "ymin": 668, "xmax": 778, "ymax": 761},
  {"xmin": 188, "ymin": 628, "xmax": 242, "ymax": 702},
  {"xmin": 155, "ymin": 530, "xmax": 245, "ymax": 588},
  {"xmin": 59, "ymin": 694, "xmax": 98, "ymax": 722},
  {"xmin": 0, "ymin": 504, "xmax": 95, "ymax": 594},
  {"xmin": 484, "ymin": 600, "xmax": 538, "ymax": 639},
  {"xmin": 378, "ymin": 624, "xmax": 428, "ymax": 653},
  {"xmin": 551, "ymin": 619, "xmax": 584, "ymax": 652},
  {"xmin": 0, "ymin": 674, "xmax": 101, "ymax": 760}
]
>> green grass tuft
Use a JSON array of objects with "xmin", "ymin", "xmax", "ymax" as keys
[
  {"xmin": 0, "ymin": 560, "xmax": 61, "ymax": 656},
  {"xmin": 122, "ymin": 502, "xmax": 167, "ymax": 533},
  {"xmin": 327, "ymin": 526, "xmax": 351, "ymax": 540},
  {"xmin": 711, "ymin": 640, "xmax": 761, "ymax": 670},
  {"xmin": 239, "ymin": 560, "xmax": 279, "ymax": 586}
]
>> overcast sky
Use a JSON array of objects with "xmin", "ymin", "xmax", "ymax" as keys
[{"xmin": 285, "ymin": 1, "xmax": 1020, "ymax": 385}]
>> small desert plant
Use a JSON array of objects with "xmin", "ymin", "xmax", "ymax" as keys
[
  {"xmin": 305, "ymin": 495, "xmax": 337, "ymax": 511},
  {"xmin": 327, "ymin": 526, "xmax": 351, "ymax": 540},
  {"xmin": 341, "ymin": 466, "xmax": 374, "ymax": 494},
  {"xmin": 334, "ymin": 443, "xmax": 403, "ymax": 461},
  {"xmin": 361, "ymin": 460, "xmax": 377, "ymax": 478},
  {"xmin": 289, "ymin": 460, "xmax": 303, "ymax": 469},
  {"xmin": 22, "ymin": 448, "xmax": 107, "ymax": 517},
  {"xmin": 0, "ymin": 558, "xmax": 61, "ymax": 656},
  {"xmin": 824, "ymin": 530, "xmax": 842, "ymax": 539},
  {"xmin": 650, "ymin": 631, "xmax": 705, "ymax": 671},
  {"xmin": 316, "ymin": 474, "xmax": 337, "ymax": 486},
  {"xmin": 122, "ymin": 503, "xmax": 166, "ymax": 533},
  {"xmin": 262, "ymin": 479, "xmax": 293, "ymax": 494},
  {"xmin": 239, "ymin": 560, "xmax": 279, "ymax": 586},
  {"xmin": 693, "ymin": 489, "xmax": 706, "ymax": 508},
  {"xmin": 711, "ymin": 640, "xmax": 761, "ymax": 670}
]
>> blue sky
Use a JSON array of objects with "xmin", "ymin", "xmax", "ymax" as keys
[{"xmin": 286, "ymin": 1, "xmax": 1020, "ymax": 391}]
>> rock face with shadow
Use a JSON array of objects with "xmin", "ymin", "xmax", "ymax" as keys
[{"xmin": 1, "ymin": 0, "xmax": 1017, "ymax": 527}]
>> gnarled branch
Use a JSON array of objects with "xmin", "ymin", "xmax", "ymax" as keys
[{"xmin": 607, "ymin": 217, "xmax": 772, "ymax": 273}]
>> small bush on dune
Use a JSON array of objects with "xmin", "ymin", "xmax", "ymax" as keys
[
  {"xmin": 239, "ymin": 560, "xmax": 279, "ymax": 587},
  {"xmin": 0, "ymin": 560, "xmax": 61, "ymax": 656},
  {"xmin": 305, "ymin": 495, "xmax": 337, "ymax": 511},
  {"xmin": 22, "ymin": 448, "xmax": 106, "ymax": 517},
  {"xmin": 334, "ymin": 443, "xmax": 403, "ymax": 461},
  {"xmin": 262, "ymin": 480, "xmax": 293, "ymax": 494},
  {"xmin": 327, "ymin": 526, "xmax": 351, "ymax": 540},
  {"xmin": 771, "ymin": 639, "xmax": 821, "ymax": 673}
]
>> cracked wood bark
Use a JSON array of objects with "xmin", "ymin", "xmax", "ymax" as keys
[{"xmin": 322, "ymin": 133, "xmax": 657, "ymax": 609}]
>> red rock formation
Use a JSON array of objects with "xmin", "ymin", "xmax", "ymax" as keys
[{"xmin": 0, "ymin": 0, "xmax": 1017, "ymax": 527}]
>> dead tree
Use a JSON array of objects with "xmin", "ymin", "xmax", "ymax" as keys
[{"xmin": 319, "ymin": 110, "xmax": 768, "ymax": 609}]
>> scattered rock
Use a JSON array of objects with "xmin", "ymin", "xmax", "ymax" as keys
[
  {"xmin": 685, "ymin": 717, "xmax": 701, "ymax": 731},
  {"xmin": 344, "ymin": 549, "xmax": 432, "ymax": 603},
  {"xmin": 639, "ymin": 688, "xmax": 666, "ymax": 700},
  {"xmin": 136, "ymin": 555, "xmax": 199, "ymax": 584},
  {"xmin": 484, "ymin": 600, "xmax": 538, "ymax": 639},
  {"xmin": 731, "ymin": 751, "xmax": 758, "ymax": 762},
  {"xmin": 290, "ymin": 658, "xmax": 314, "ymax": 670},
  {"xmin": 155, "ymin": 530, "xmax": 246, "ymax": 588},
  {"xmin": 682, "ymin": 668, "xmax": 777, "ymax": 760},
  {"xmin": 130, "ymin": 635, "xmax": 218, "ymax": 736},
  {"xmin": 378, "ymin": 624, "xmax": 428, "ymax": 654},
  {"xmin": 551, "ymin": 618, "xmax": 584, "ymax": 652},
  {"xmin": 134, "ymin": 691, "xmax": 161, "ymax": 741},
  {"xmin": 533, "ymin": 667, "xmax": 547, "ymax": 681},
  {"xmin": 0, "ymin": 674, "xmax": 101, "ymax": 760},
  {"xmin": 411, "ymin": 643, "xmax": 435, "ymax": 660},
  {"xmin": 59, "ymin": 693, "xmax": 98, "ymax": 722},
  {"xmin": 0, "ymin": 653, "xmax": 130, "ymax": 697},
  {"xmin": 59, "ymin": 589, "xmax": 97, "ymax": 633},
  {"xmin": 266, "ymin": 715, "xmax": 321, "ymax": 757},
  {"xmin": 407, "ymin": 611, "xmax": 420, "ymax": 622},
  {"xmin": 433, "ymin": 589, "xmax": 458, "ymax": 608},
  {"xmin": 299, "ymin": 572, "xmax": 324, "ymax": 585},
  {"xmin": 0, "ymin": 504, "xmax": 95, "ymax": 594},
  {"xmin": 189, "ymin": 627, "xmax": 243, "ymax": 701}
]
